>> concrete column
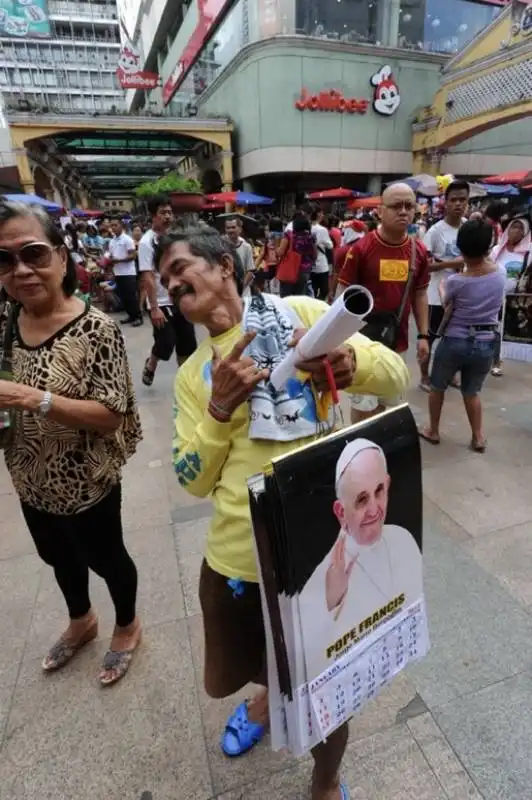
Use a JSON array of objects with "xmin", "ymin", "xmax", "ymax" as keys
[
  {"xmin": 388, "ymin": 0, "xmax": 401, "ymax": 48},
  {"xmin": 15, "ymin": 150, "xmax": 34, "ymax": 193},
  {"xmin": 221, "ymin": 150, "xmax": 233, "ymax": 191},
  {"xmin": 367, "ymin": 174, "xmax": 383, "ymax": 195},
  {"xmin": 375, "ymin": 0, "xmax": 400, "ymax": 47}
]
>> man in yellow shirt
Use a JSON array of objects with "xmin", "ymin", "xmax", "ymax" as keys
[{"xmin": 158, "ymin": 226, "xmax": 409, "ymax": 800}]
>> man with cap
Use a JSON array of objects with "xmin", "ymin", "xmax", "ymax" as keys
[{"xmin": 299, "ymin": 439, "xmax": 423, "ymax": 680}]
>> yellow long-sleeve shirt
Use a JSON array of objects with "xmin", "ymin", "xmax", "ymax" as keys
[{"xmin": 172, "ymin": 295, "xmax": 409, "ymax": 582}]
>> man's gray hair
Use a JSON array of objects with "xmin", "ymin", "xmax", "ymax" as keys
[{"xmin": 154, "ymin": 224, "xmax": 245, "ymax": 294}]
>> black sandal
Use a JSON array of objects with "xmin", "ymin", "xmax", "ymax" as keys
[{"xmin": 142, "ymin": 359, "xmax": 155, "ymax": 387}]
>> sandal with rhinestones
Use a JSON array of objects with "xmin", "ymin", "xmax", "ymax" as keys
[
  {"xmin": 100, "ymin": 634, "xmax": 141, "ymax": 687},
  {"xmin": 42, "ymin": 622, "xmax": 98, "ymax": 672},
  {"xmin": 221, "ymin": 701, "xmax": 266, "ymax": 757}
]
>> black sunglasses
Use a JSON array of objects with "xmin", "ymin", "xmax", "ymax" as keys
[{"xmin": 0, "ymin": 242, "xmax": 60, "ymax": 275}]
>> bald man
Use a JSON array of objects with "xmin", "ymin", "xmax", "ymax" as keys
[
  {"xmin": 338, "ymin": 183, "xmax": 430, "ymax": 423},
  {"xmin": 298, "ymin": 440, "xmax": 423, "ymax": 680}
]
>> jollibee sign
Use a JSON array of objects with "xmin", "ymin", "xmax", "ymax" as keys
[{"xmin": 295, "ymin": 65, "xmax": 401, "ymax": 118}]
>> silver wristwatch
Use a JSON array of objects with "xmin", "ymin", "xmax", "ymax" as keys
[{"xmin": 38, "ymin": 391, "xmax": 52, "ymax": 417}]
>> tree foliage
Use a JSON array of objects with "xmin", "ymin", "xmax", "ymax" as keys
[{"xmin": 134, "ymin": 173, "xmax": 203, "ymax": 198}]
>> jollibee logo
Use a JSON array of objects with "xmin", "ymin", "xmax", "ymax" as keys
[
  {"xmin": 371, "ymin": 65, "xmax": 401, "ymax": 116},
  {"xmin": 118, "ymin": 45, "xmax": 141, "ymax": 74}
]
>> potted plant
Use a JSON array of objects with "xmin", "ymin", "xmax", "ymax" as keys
[{"xmin": 134, "ymin": 173, "xmax": 204, "ymax": 211}]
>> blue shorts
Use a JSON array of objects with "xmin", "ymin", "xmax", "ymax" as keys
[{"xmin": 431, "ymin": 336, "xmax": 496, "ymax": 397}]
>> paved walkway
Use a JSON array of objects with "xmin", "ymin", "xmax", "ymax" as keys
[{"xmin": 1, "ymin": 318, "xmax": 532, "ymax": 800}]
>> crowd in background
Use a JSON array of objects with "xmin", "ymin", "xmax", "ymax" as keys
[{"xmin": 55, "ymin": 187, "xmax": 532, "ymax": 455}]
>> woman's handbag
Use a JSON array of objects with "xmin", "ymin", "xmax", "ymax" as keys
[
  {"xmin": 277, "ymin": 235, "xmax": 302, "ymax": 284},
  {"xmin": 362, "ymin": 238, "xmax": 417, "ymax": 350},
  {"xmin": 0, "ymin": 304, "xmax": 16, "ymax": 450}
]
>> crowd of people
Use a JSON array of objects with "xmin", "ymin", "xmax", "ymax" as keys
[{"xmin": 0, "ymin": 183, "xmax": 530, "ymax": 799}]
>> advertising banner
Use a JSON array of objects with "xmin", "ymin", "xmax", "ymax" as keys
[
  {"xmin": 0, "ymin": 0, "xmax": 51, "ymax": 38},
  {"xmin": 116, "ymin": 40, "xmax": 160, "ymax": 90},
  {"xmin": 162, "ymin": 0, "xmax": 233, "ymax": 106}
]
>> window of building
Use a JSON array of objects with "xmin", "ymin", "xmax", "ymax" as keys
[
  {"xmin": 296, "ymin": 0, "xmax": 380, "ymax": 43},
  {"xmin": 398, "ymin": 0, "xmax": 504, "ymax": 54}
]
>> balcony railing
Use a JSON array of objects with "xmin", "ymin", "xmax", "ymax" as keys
[{"xmin": 48, "ymin": 1, "xmax": 117, "ymax": 21}]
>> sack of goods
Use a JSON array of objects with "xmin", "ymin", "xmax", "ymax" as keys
[{"xmin": 248, "ymin": 405, "xmax": 429, "ymax": 756}]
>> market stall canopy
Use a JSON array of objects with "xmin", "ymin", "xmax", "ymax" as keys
[
  {"xmin": 306, "ymin": 187, "xmax": 358, "ymax": 200},
  {"xmin": 482, "ymin": 171, "xmax": 532, "ymax": 186},
  {"xmin": 473, "ymin": 183, "xmax": 519, "ymax": 196},
  {"xmin": 71, "ymin": 208, "xmax": 104, "ymax": 217},
  {"xmin": 348, "ymin": 196, "xmax": 382, "ymax": 209},
  {"xmin": 3, "ymin": 193, "xmax": 63, "ymax": 213},
  {"xmin": 205, "ymin": 191, "xmax": 273, "ymax": 206},
  {"xmin": 202, "ymin": 201, "xmax": 225, "ymax": 210},
  {"xmin": 389, "ymin": 174, "xmax": 440, "ymax": 197}
]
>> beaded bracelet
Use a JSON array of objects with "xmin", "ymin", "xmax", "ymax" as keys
[{"xmin": 208, "ymin": 399, "xmax": 232, "ymax": 423}]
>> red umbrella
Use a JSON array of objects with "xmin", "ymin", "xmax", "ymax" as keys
[
  {"xmin": 348, "ymin": 196, "xmax": 381, "ymax": 209},
  {"xmin": 205, "ymin": 191, "xmax": 238, "ymax": 203},
  {"xmin": 202, "ymin": 201, "xmax": 225, "ymax": 210},
  {"xmin": 307, "ymin": 187, "xmax": 354, "ymax": 200},
  {"xmin": 482, "ymin": 171, "xmax": 532, "ymax": 185}
]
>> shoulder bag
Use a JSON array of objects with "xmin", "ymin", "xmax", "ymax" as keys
[
  {"xmin": 0, "ymin": 303, "xmax": 16, "ymax": 449},
  {"xmin": 361, "ymin": 238, "xmax": 418, "ymax": 350},
  {"xmin": 277, "ymin": 234, "xmax": 302, "ymax": 284}
]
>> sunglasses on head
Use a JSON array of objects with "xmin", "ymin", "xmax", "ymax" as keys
[{"xmin": 0, "ymin": 242, "xmax": 60, "ymax": 275}]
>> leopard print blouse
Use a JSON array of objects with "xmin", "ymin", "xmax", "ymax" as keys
[{"xmin": 0, "ymin": 302, "xmax": 142, "ymax": 515}]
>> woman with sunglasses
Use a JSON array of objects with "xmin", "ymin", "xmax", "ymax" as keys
[{"xmin": 0, "ymin": 201, "xmax": 142, "ymax": 685}]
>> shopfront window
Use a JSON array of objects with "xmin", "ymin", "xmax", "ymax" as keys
[
  {"xmin": 398, "ymin": 0, "xmax": 504, "ymax": 54},
  {"xmin": 295, "ymin": 0, "xmax": 381, "ymax": 44}
]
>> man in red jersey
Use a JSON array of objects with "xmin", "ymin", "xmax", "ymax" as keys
[{"xmin": 338, "ymin": 183, "xmax": 430, "ymax": 422}]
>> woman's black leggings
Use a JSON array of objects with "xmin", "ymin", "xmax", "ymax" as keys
[{"xmin": 21, "ymin": 484, "xmax": 137, "ymax": 627}]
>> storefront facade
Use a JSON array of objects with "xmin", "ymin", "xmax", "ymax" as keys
[
  {"xmin": 125, "ymin": 0, "xmax": 531, "ymax": 194},
  {"xmin": 196, "ymin": 36, "xmax": 446, "ymax": 193}
]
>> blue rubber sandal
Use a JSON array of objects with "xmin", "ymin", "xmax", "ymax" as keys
[
  {"xmin": 340, "ymin": 783, "xmax": 350, "ymax": 799},
  {"xmin": 221, "ymin": 701, "xmax": 265, "ymax": 757}
]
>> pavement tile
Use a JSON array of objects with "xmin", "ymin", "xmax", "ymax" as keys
[
  {"xmin": 187, "ymin": 613, "xmax": 294, "ymax": 796},
  {"xmin": 408, "ymin": 712, "xmax": 483, "ymax": 799},
  {"xmin": 218, "ymin": 725, "xmax": 446, "ymax": 800},
  {"xmin": 121, "ymin": 493, "xmax": 173, "ymax": 531},
  {"xmin": 409, "ymin": 529, "xmax": 532, "ymax": 709},
  {"xmin": 179, "ymin": 552, "xmax": 204, "ymax": 617},
  {"xmin": 0, "ymin": 554, "xmax": 42, "ymax": 613},
  {"xmin": 423, "ymin": 496, "xmax": 471, "ymax": 543},
  {"xmin": 422, "ymin": 457, "xmax": 532, "ymax": 537},
  {"xmin": 26, "ymin": 547, "xmax": 184, "ymax": 657},
  {"xmin": 463, "ymin": 521, "xmax": 532, "ymax": 610},
  {"xmin": 0, "ymin": 516, "xmax": 36, "ymax": 561},
  {"xmin": 174, "ymin": 518, "xmax": 209, "ymax": 560},
  {"xmin": 1, "ymin": 620, "xmax": 212, "ymax": 800},
  {"xmin": 434, "ymin": 672, "xmax": 532, "ymax": 800}
]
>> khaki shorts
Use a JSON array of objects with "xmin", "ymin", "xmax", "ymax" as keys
[
  {"xmin": 351, "ymin": 351, "xmax": 406, "ymax": 412},
  {"xmin": 350, "ymin": 393, "xmax": 403, "ymax": 412},
  {"xmin": 199, "ymin": 560, "xmax": 266, "ymax": 698}
]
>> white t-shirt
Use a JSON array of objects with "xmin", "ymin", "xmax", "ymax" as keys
[
  {"xmin": 299, "ymin": 524, "xmax": 423, "ymax": 680},
  {"xmin": 423, "ymin": 220, "xmax": 462, "ymax": 306},
  {"xmin": 137, "ymin": 229, "xmax": 171, "ymax": 308},
  {"xmin": 494, "ymin": 248, "xmax": 527, "ymax": 295},
  {"xmin": 312, "ymin": 223, "xmax": 333, "ymax": 274},
  {"xmin": 109, "ymin": 232, "xmax": 136, "ymax": 277},
  {"xmin": 235, "ymin": 237, "xmax": 254, "ymax": 274}
]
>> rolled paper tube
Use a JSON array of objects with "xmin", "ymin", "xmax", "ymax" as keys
[{"xmin": 270, "ymin": 286, "xmax": 374, "ymax": 391}]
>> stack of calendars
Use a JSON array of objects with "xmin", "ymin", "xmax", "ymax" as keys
[{"xmin": 248, "ymin": 404, "xmax": 429, "ymax": 756}]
